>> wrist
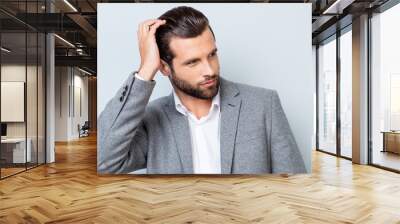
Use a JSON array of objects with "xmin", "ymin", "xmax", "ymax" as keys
[{"xmin": 137, "ymin": 67, "xmax": 155, "ymax": 81}]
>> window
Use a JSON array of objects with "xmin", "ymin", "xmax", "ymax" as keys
[
  {"xmin": 370, "ymin": 2, "xmax": 400, "ymax": 171},
  {"xmin": 318, "ymin": 36, "xmax": 337, "ymax": 155},
  {"xmin": 339, "ymin": 29, "xmax": 352, "ymax": 158},
  {"xmin": 317, "ymin": 26, "xmax": 353, "ymax": 159}
]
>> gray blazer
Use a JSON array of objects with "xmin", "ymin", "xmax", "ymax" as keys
[{"xmin": 98, "ymin": 72, "xmax": 306, "ymax": 174}]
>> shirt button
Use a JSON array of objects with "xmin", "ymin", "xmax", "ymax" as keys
[{"xmin": 119, "ymin": 96, "xmax": 123, "ymax": 102}]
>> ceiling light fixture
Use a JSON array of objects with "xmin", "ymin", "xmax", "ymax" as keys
[
  {"xmin": 76, "ymin": 48, "xmax": 85, "ymax": 55},
  {"xmin": 322, "ymin": 0, "xmax": 354, "ymax": 14},
  {"xmin": 63, "ymin": 0, "xmax": 78, "ymax": 12},
  {"xmin": 54, "ymin": 34, "xmax": 75, "ymax": 48},
  {"xmin": 78, "ymin": 67, "xmax": 93, "ymax": 76},
  {"xmin": 1, "ymin": 47, "xmax": 11, "ymax": 53}
]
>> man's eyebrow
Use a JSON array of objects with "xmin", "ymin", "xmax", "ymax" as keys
[
  {"xmin": 182, "ymin": 57, "xmax": 200, "ymax": 65},
  {"xmin": 210, "ymin": 48, "xmax": 218, "ymax": 54},
  {"xmin": 181, "ymin": 48, "xmax": 218, "ymax": 65}
]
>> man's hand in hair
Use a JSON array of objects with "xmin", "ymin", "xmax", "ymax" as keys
[{"xmin": 137, "ymin": 19, "xmax": 166, "ymax": 81}]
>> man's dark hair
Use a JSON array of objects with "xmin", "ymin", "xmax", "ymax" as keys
[{"xmin": 156, "ymin": 6, "xmax": 215, "ymax": 68}]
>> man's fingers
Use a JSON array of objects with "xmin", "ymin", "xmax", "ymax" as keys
[
  {"xmin": 137, "ymin": 19, "xmax": 166, "ymax": 48},
  {"xmin": 149, "ymin": 20, "xmax": 166, "ymax": 35},
  {"xmin": 142, "ymin": 19, "xmax": 163, "ymax": 27},
  {"xmin": 140, "ymin": 19, "xmax": 165, "ymax": 35},
  {"xmin": 139, "ymin": 22, "xmax": 148, "ymax": 37}
]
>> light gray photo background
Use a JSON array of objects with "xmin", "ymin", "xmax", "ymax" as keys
[{"xmin": 97, "ymin": 3, "xmax": 313, "ymax": 173}]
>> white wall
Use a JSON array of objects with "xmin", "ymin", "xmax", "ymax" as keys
[
  {"xmin": 55, "ymin": 67, "xmax": 89, "ymax": 141},
  {"xmin": 1, "ymin": 63, "xmax": 46, "ymax": 164},
  {"xmin": 55, "ymin": 66, "xmax": 68, "ymax": 141},
  {"xmin": 72, "ymin": 72, "xmax": 89, "ymax": 138},
  {"xmin": 1, "ymin": 65, "xmax": 42, "ymax": 138},
  {"xmin": 97, "ymin": 3, "xmax": 313, "ymax": 172},
  {"xmin": 1, "ymin": 82, "xmax": 25, "ymax": 122}
]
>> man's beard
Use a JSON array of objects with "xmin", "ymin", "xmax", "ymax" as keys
[{"xmin": 169, "ymin": 72, "xmax": 220, "ymax": 100}]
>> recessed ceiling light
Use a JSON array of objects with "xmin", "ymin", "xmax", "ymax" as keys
[
  {"xmin": 323, "ymin": 0, "xmax": 354, "ymax": 14},
  {"xmin": 63, "ymin": 0, "xmax": 78, "ymax": 12},
  {"xmin": 54, "ymin": 34, "xmax": 75, "ymax": 48},
  {"xmin": 78, "ymin": 67, "xmax": 93, "ymax": 76},
  {"xmin": 1, "ymin": 47, "xmax": 11, "ymax": 53}
]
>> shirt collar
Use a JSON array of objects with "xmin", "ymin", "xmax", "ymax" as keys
[{"xmin": 173, "ymin": 87, "xmax": 220, "ymax": 116}]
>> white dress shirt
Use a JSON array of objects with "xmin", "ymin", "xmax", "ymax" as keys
[
  {"xmin": 173, "ymin": 88, "xmax": 221, "ymax": 174},
  {"xmin": 135, "ymin": 73, "xmax": 221, "ymax": 174}
]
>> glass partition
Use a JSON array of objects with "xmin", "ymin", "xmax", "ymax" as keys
[
  {"xmin": 38, "ymin": 32, "xmax": 45, "ymax": 165},
  {"xmin": 1, "ymin": 31, "xmax": 28, "ymax": 177},
  {"xmin": 27, "ymin": 31, "xmax": 38, "ymax": 169},
  {"xmin": 0, "ymin": 1, "xmax": 46, "ymax": 179}
]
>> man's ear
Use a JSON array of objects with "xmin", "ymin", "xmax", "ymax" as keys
[{"xmin": 159, "ymin": 60, "xmax": 172, "ymax": 77}]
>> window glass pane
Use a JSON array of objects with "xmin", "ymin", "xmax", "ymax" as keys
[
  {"xmin": 1, "ymin": 30, "xmax": 28, "ymax": 177},
  {"xmin": 340, "ymin": 29, "xmax": 352, "ymax": 158},
  {"xmin": 0, "ymin": 1, "xmax": 46, "ymax": 179},
  {"xmin": 318, "ymin": 37, "xmax": 337, "ymax": 154},
  {"xmin": 38, "ymin": 32, "xmax": 45, "ymax": 165},
  {"xmin": 371, "ymin": 3, "xmax": 400, "ymax": 171},
  {"xmin": 27, "ymin": 31, "xmax": 38, "ymax": 169}
]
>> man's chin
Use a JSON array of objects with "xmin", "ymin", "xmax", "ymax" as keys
[{"xmin": 201, "ymin": 87, "xmax": 219, "ymax": 99}]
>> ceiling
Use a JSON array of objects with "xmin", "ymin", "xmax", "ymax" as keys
[{"xmin": 0, "ymin": 0, "xmax": 393, "ymax": 75}]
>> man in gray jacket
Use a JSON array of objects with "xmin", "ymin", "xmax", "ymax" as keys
[{"xmin": 98, "ymin": 6, "xmax": 306, "ymax": 174}]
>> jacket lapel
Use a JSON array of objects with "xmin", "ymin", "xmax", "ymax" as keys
[
  {"xmin": 162, "ymin": 77, "xmax": 241, "ymax": 174},
  {"xmin": 163, "ymin": 96, "xmax": 194, "ymax": 174},
  {"xmin": 219, "ymin": 78, "xmax": 241, "ymax": 174}
]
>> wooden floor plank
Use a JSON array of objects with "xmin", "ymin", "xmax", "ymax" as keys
[{"xmin": 0, "ymin": 134, "xmax": 399, "ymax": 223}]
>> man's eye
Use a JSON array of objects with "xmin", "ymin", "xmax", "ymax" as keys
[
  {"xmin": 209, "ymin": 52, "xmax": 216, "ymax": 57},
  {"xmin": 187, "ymin": 61, "xmax": 197, "ymax": 66}
]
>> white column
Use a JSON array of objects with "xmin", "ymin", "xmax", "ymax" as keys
[
  {"xmin": 46, "ymin": 33, "xmax": 55, "ymax": 163},
  {"xmin": 45, "ymin": 0, "xmax": 56, "ymax": 163}
]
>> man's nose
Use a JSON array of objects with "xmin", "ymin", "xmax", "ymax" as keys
[{"xmin": 202, "ymin": 61, "xmax": 214, "ymax": 76}]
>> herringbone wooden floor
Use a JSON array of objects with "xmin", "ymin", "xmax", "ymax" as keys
[{"xmin": 1, "ymin": 134, "xmax": 400, "ymax": 224}]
